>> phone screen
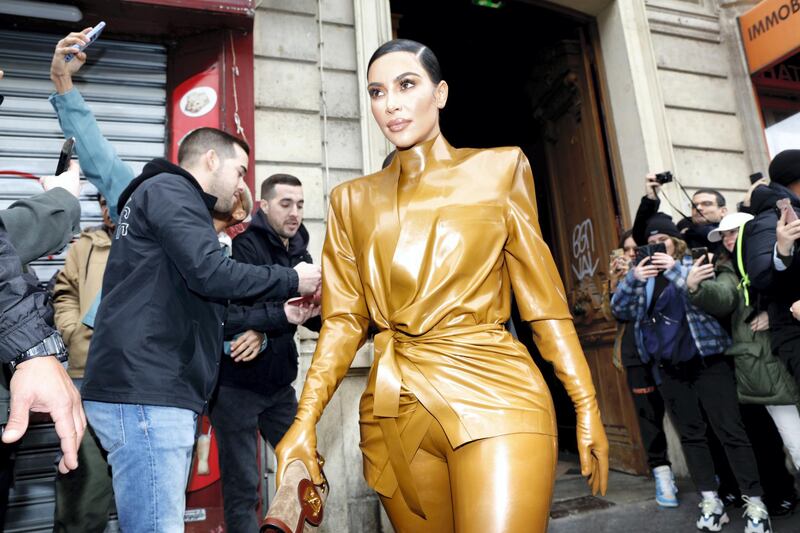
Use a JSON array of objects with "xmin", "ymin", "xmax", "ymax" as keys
[
  {"xmin": 55, "ymin": 137, "xmax": 75, "ymax": 175},
  {"xmin": 691, "ymin": 247, "xmax": 710, "ymax": 263},
  {"xmin": 749, "ymin": 172, "xmax": 763, "ymax": 184}
]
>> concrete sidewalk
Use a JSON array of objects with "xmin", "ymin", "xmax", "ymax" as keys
[{"xmin": 548, "ymin": 460, "xmax": 800, "ymax": 533}]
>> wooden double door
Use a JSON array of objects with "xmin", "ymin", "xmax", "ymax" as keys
[{"xmin": 526, "ymin": 33, "xmax": 648, "ymax": 475}]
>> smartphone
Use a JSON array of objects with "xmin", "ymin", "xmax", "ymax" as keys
[
  {"xmin": 777, "ymin": 198, "xmax": 799, "ymax": 223},
  {"xmin": 634, "ymin": 243, "xmax": 667, "ymax": 265},
  {"xmin": 65, "ymin": 22, "xmax": 106, "ymax": 62},
  {"xmin": 749, "ymin": 172, "xmax": 763, "ymax": 184},
  {"xmin": 691, "ymin": 247, "xmax": 710, "ymax": 264},
  {"xmin": 55, "ymin": 137, "xmax": 75, "ymax": 175},
  {"xmin": 610, "ymin": 248, "xmax": 624, "ymax": 261}
]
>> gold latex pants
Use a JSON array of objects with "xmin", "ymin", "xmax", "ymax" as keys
[{"xmin": 372, "ymin": 400, "xmax": 558, "ymax": 533}]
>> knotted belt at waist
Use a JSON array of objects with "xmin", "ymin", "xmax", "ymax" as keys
[{"xmin": 370, "ymin": 323, "xmax": 504, "ymax": 518}]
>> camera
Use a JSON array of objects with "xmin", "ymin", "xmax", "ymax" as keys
[{"xmin": 655, "ymin": 171, "xmax": 673, "ymax": 185}]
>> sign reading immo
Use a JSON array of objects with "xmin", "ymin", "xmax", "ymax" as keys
[{"xmin": 739, "ymin": 0, "xmax": 800, "ymax": 73}]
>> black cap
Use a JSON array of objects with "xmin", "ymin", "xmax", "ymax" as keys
[
  {"xmin": 645, "ymin": 213, "xmax": 681, "ymax": 239},
  {"xmin": 769, "ymin": 150, "xmax": 800, "ymax": 187}
]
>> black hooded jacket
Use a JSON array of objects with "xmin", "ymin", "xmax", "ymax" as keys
[
  {"xmin": 219, "ymin": 209, "xmax": 321, "ymax": 393},
  {"xmin": 81, "ymin": 159, "xmax": 299, "ymax": 413},
  {"xmin": 743, "ymin": 182, "xmax": 800, "ymax": 351}
]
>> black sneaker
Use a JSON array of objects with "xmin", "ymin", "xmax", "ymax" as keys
[{"xmin": 766, "ymin": 497, "xmax": 796, "ymax": 518}]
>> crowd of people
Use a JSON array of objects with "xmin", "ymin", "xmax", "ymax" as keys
[
  {"xmin": 608, "ymin": 158, "xmax": 800, "ymax": 533},
  {"xmin": 0, "ymin": 29, "xmax": 322, "ymax": 533},
  {"xmin": 0, "ymin": 21, "xmax": 798, "ymax": 533}
]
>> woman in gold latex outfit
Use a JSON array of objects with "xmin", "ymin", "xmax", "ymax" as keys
[{"xmin": 276, "ymin": 39, "xmax": 609, "ymax": 532}]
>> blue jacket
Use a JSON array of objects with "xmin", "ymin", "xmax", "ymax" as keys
[
  {"xmin": 611, "ymin": 256, "xmax": 732, "ymax": 366},
  {"xmin": 49, "ymin": 88, "xmax": 135, "ymax": 222}
]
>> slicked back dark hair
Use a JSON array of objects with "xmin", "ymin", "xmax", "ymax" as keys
[
  {"xmin": 693, "ymin": 188, "xmax": 726, "ymax": 207},
  {"xmin": 261, "ymin": 173, "xmax": 302, "ymax": 200},
  {"xmin": 368, "ymin": 39, "xmax": 443, "ymax": 84},
  {"xmin": 177, "ymin": 127, "xmax": 250, "ymax": 167}
]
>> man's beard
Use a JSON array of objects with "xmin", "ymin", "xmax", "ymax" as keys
[{"xmin": 210, "ymin": 170, "xmax": 235, "ymax": 214}]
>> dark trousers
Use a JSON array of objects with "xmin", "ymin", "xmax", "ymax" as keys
[
  {"xmin": 627, "ymin": 365, "xmax": 670, "ymax": 470},
  {"xmin": 0, "ymin": 443, "xmax": 17, "ymax": 531},
  {"xmin": 209, "ymin": 384, "xmax": 297, "ymax": 533},
  {"xmin": 709, "ymin": 403, "xmax": 797, "ymax": 503},
  {"xmin": 53, "ymin": 423, "xmax": 115, "ymax": 533},
  {"xmin": 777, "ymin": 338, "xmax": 800, "ymax": 390},
  {"xmin": 658, "ymin": 356, "xmax": 762, "ymax": 494}
]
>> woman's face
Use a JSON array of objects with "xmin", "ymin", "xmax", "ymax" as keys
[
  {"xmin": 367, "ymin": 51, "xmax": 448, "ymax": 149},
  {"xmin": 722, "ymin": 229, "xmax": 738, "ymax": 253},
  {"xmin": 623, "ymin": 236, "xmax": 637, "ymax": 261}
]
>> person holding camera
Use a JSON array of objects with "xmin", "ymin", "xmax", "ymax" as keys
[
  {"xmin": 632, "ymin": 174, "xmax": 728, "ymax": 251},
  {"xmin": 611, "ymin": 213, "xmax": 769, "ymax": 533},
  {"xmin": 688, "ymin": 212, "xmax": 800, "ymax": 518},
  {"xmin": 607, "ymin": 231, "xmax": 676, "ymax": 508}
]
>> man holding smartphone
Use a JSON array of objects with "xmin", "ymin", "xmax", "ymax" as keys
[{"xmin": 743, "ymin": 150, "xmax": 800, "ymax": 391}]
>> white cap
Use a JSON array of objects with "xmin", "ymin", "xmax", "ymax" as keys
[{"xmin": 707, "ymin": 212, "xmax": 754, "ymax": 242}]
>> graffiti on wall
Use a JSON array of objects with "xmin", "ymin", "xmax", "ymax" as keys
[{"xmin": 571, "ymin": 218, "xmax": 599, "ymax": 282}]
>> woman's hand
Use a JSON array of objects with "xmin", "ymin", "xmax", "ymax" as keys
[
  {"xmin": 608, "ymin": 256, "xmax": 629, "ymax": 286},
  {"xmin": 650, "ymin": 252, "xmax": 675, "ymax": 272},
  {"xmin": 633, "ymin": 256, "xmax": 659, "ymax": 282},
  {"xmin": 749, "ymin": 311, "xmax": 770, "ymax": 332},
  {"xmin": 230, "ymin": 330, "xmax": 264, "ymax": 362},
  {"xmin": 576, "ymin": 407, "xmax": 609, "ymax": 496},
  {"xmin": 275, "ymin": 420, "xmax": 323, "ymax": 487},
  {"xmin": 687, "ymin": 257, "xmax": 715, "ymax": 292}
]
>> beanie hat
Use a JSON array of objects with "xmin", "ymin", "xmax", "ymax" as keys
[
  {"xmin": 645, "ymin": 213, "xmax": 681, "ymax": 239},
  {"xmin": 769, "ymin": 150, "xmax": 800, "ymax": 187}
]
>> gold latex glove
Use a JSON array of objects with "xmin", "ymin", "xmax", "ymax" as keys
[{"xmin": 532, "ymin": 319, "xmax": 609, "ymax": 495}]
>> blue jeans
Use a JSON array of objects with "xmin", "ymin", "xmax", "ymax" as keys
[{"xmin": 84, "ymin": 401, "xmax": 197, "ymax": 533}]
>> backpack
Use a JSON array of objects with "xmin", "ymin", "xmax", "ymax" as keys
[{"xmin": 640, "ymin": 281, "xmax": 698, "ymax": 365}]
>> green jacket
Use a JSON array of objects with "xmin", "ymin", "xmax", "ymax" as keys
[
  {"xmin": 690, "ymin": 258, "xmax": 799, "ymax": 405},
  {"xmin": 0, "ymin": 188, "xmax": 81, "ymax": 264}
]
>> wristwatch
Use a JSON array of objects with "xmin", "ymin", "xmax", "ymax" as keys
[{"xmin": 9, "ymin": 333, "xmax": 69, "ymax": 371}]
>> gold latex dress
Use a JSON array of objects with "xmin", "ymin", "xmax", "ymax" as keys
[{"xmin": 296, "ymin": 134, "xmax": 602, "ymax": 516}]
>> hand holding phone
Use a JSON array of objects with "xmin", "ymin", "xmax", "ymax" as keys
[
  {"xmin": 690, "ymin": 247, "xmax": 710, "ymax": 265},
  {"xmin": 778, "ymin": 198, "xmax": 799, "ymax": 223},
  {"xmin": 41, "ymin": 160, "xmax": 81, "ymax": 198},
  {"xmin": 777, "ymin": 198, "xmax": 800, "ymax": 257},
  {"xmin": 65, "ymin": 22, "xmax": 106, "ymax": 62}
]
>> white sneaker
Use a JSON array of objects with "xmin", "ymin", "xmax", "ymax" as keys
[
  {"xmin": 697, "ymin": 496, "xmax": 730, "ymax": 532},
  {"xmin": 742, "ymin": 496, "xmax": 771, "ymax": 533},
  {"xmin": 653, "ymin": 465, "xmax": 679, "ymax": 507}
]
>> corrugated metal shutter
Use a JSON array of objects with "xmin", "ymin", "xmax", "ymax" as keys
[{"xmin": 0, "ymin": 29, "xmax": 167, "ymax": 532}]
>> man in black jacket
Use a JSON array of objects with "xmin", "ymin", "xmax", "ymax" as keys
[
  {"xmin": 81, "ymin": 129, "xmax": 321, "ymax": 533},
  {"xmin": 743, "ymin": 149, "xmax": 800, "ymax": 386},
  {"xmin": 210, "ymin": 173, "xmax": 321, "ymax": 532},
  {"xmin": 0, "ymin": 159, "xmax": 84, "ymax": 455},
  {"xmin": 0, "ymin": 157, "xmax": 84, "ymax": 529}
]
